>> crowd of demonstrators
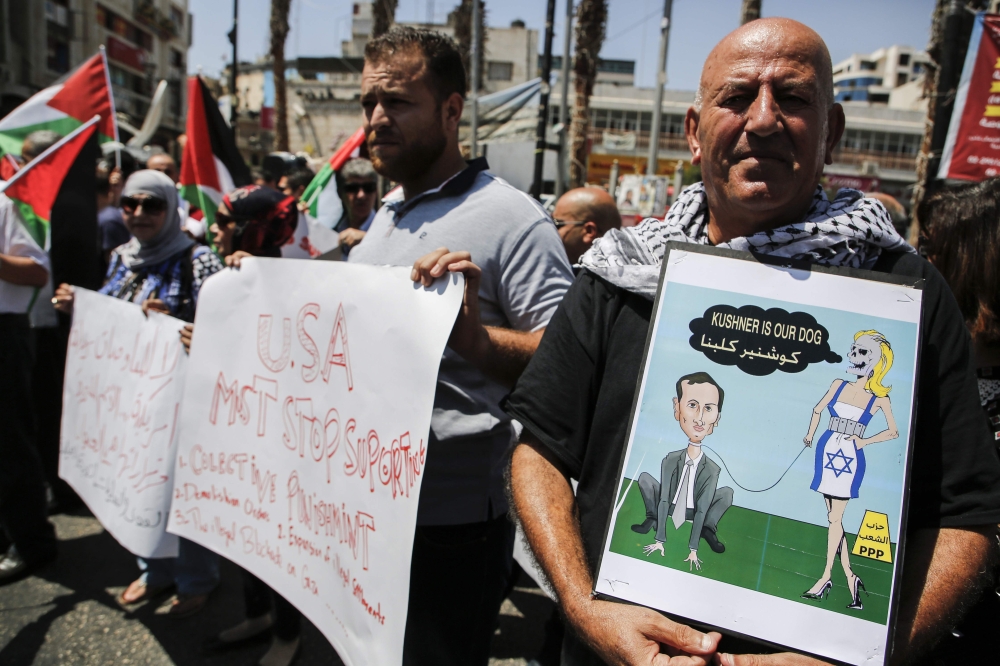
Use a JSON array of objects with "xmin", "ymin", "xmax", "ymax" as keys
[
  {"xmin": 334, "ymin": 157, "xmax": 378, "ymax": 254},
  {"xmin": 505, "ymin": 17, "xmax": 1000, "ymax": 666},
  {"xmin": 349, "ymin": 26, "xmax": 574, "ymax": 665},
  {"xmin": 551, "ymin": 187, "xmax": 622, "ymax": 265}
]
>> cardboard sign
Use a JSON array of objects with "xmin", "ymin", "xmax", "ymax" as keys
[
  {"xmin": 167, "ymin": 259, "xmax": 462, "ymax": 666},
  {"xmin": 594, "ymin": 245, "xmax": 922, "ymax": 666},
  {"xmin": 59, "ymin": 289, "xmax": 187, "ymax": 559}
]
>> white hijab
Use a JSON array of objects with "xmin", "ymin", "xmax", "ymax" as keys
[{"xmin": 116, "ymin": 170, "xmax": 194, "ymax": 270}]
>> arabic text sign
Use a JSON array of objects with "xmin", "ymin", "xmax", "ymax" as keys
[
  {"xmin": 59, "ymin": 289, "xmax": 186, "ymax": 558},
  {"xmin": 689, "ymin": 304, "xmax": 842, "ymax": 375},
  {"xmin": 168, "ymin": 259, "xmax": 462, "ymax": 666}
]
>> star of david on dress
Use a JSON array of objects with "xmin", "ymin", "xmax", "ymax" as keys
[
  {"xmin": 824, "ymin": 449, "xmax": 855, "ymax": 478},
  {"xmin": 671, "ymin": 460, "xmax": 695, "ymax": 529}
]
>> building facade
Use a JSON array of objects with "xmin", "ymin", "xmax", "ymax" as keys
[
  {"xmin": 0, "ymin": 0, "xmax": 191, "ymax": 151},
  {"xmin": 832, "ymin": 45, "xmax": 930, "ymax": 107}
]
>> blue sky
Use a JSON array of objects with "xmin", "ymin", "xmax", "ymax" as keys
[{"xmin": 188, "ymin": 0, "xmax": 936, "ymax": 91}]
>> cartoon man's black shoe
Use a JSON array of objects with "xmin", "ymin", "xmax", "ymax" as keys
[
  {"xmin": 631, "ymin": 518, "xmax": 655, "ymax": 534},
  {"xmin": 701, "ymin": 529, "xmax": 725, "ymax": 553}
]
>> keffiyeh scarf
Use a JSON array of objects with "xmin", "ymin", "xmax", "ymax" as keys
[{"xmin": 579, "ymin": 182, "xmax": 916, "ymax": 299}]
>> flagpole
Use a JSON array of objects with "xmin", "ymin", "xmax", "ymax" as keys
[
  {"xmin": 0, "ymin": 116, "xmax": 101, "ymax": 195},
  {"xmin": 99, "ymin": 46, "xmax": 121, "ymax": 168}
]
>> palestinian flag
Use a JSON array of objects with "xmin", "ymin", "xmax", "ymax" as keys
[
  {"xmin": 0, "ymin": 117, "xmax": 99, "ymax": 250},
  {"xmin": 0, "ymin": 50, "xmax": 116, "ymax": 158},
  {"xmin": 301, "ymin": 127, "xmax": 367, "ymax": 228},
  {"xmin": 179, "ymin": 76, "xmax": 251, "ymax": 234}
]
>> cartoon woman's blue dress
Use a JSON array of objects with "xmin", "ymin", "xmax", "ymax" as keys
[{"xmin": 810, "ymin": 380, "xmax": 876, "ymax": 499}]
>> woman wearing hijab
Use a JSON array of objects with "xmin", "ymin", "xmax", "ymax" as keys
[
  {"xmin": 179, "ymin": 185, "xmax": 303, "ymax": 666},
  {"xmin": 52, "ymin": 170, "xmax": 225, "ymax": 617}
]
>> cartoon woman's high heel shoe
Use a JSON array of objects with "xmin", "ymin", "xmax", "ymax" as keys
[
  {"xmin": 847, "ymin": 575, "xmax": 867, "ymax": 610},
  {"xmin": 801, "ymin": 579, "xmax": 832, "ymax": 600}
]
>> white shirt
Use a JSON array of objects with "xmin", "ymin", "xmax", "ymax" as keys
[
  {"xmin": 671, "ymin": 447, "xmax": 703, "ymax": 511},
  {"xmin": 0, "ymin": 195, "xmax": 50, "ymax": 314}
]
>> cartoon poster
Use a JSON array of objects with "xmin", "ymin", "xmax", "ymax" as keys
[{"xmin": 593, "ymin": 245, "xmax": 922, "ymax": 666}]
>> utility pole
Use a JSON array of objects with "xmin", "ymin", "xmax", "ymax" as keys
[
  {"xmin": 740, "ymin": 0, "xmax": 761, "ymax": 25},
  {"xmin": 555, "ymin": 0, "xmax": 573, "ymax": 198},
  {"xmin": 228, "ymin": 0, "xmax": 239, "ymax": 136},
  {"xmin": 469, "ymin": 0, "xmax": 480, "ymax": 159},
  {"xmin": 531, "ymin": 0, "xmax": 557, "ymax": 200},
  {"xmin": 646, "ymin": 0, "xmax": 672, "ymax": 177}
]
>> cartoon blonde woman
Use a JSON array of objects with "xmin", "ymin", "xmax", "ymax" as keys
[{"xmin": 801, "ymin": 330, "xmax": 899, "ymax": 611}]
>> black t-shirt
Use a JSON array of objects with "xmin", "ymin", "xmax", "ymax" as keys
[{"xmin": 504, "ymin": 250, "xmax": 1000, "ymax": 661}]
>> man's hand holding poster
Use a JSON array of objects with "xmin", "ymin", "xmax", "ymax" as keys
[
  {"xmin": 167, "ymin": 259, "xmax": 462, "ymax": 666},
  {"xmin": 594, "ymin": 245, "xmax": 922, "ymax": 666},
  {"xmin": 59, "ymin": 289, "xmax": 187, "ymax": 559}
]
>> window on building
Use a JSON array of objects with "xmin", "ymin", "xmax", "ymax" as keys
[
  {"xmin": 170, "ymin": 6, "xmax": 185, "ymax": 34},
  {"xmin": 171, "ymin": 49, "xmax": 184, "ymax": 69},
  {"xmin": 487, "ymin": 61, "xmax": 513, "ymax": 81},
  {"xmin": 898, "ymin": 53, "xmax": 910, "ymax": 66},
  {"xmin": 896, "ymin": 72, "xmax": 908, "ymax": 87},
  {"xmin": 870, "ymin": 93, "xmax": 890, "ymax": 103},
  {"xmin": 168, "ymin": 79, "xmax": 181, "ymax": 117},
  {"xmin": 109, "ymin": 65, "xmax": 128, "ymax": 87},
  {"xmin": 859, "ymin": 61, "xmax": 876, "ymax": 71},
  {"xmin": 913, "ymin": 62, "xmax": 925, "ymax": 75},
  {"xmin": 47, "ymin": 35, "xmax": 70, "ymax": 73}
]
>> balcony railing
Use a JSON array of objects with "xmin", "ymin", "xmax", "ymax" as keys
[
  {"xmin": 587, "ymin": 127, "xmax": 690, "ymax": 154},
  {"xmin": 830, "ymin": 148, "xmax": 917, "ymax": 173}
]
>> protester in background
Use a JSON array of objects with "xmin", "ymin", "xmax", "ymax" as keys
[
  {"xmin": 0, "ymin": 191, "xmax": 58, "ymax": 584},
  {"xmin": 96, "ymin": 158, "xmax": 130, "ymax": 269},
  {"xmin": 52, "ymin": 170, "xmax": 224, "ymax": 617},
  {"xmin": 506, "ymin": 18, "xmax": 1000, "ymax": 666},
  {"xmin": 350, "ymin": 27, "xmax": 574, "ymax": 665},
  {"xmin": 917, "ymin": 176, "xmax": 1000, "ymax": 660},
  {"xmin": 334, "ymin": 157, "xmax": 378, "ymax": 254},
  {"xmin": 278, "ymin": 167, "xmax": 314, "ymax": 201},
  {"xmin": 181, "ymin": 185, "xmax": 303, "ymax": 666},
  {"xmin": 146, "ymin": 151, "xmax": 206, "ymax": 241},
  {"xmin": 551, "ymin": 187, "xmax": 622, "ymax": 264},
  {"xmin": 146, "ymin": 152, "xmax": 178, "ymax": 182}
]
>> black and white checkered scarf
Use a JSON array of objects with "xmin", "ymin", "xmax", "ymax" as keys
[{"xmin": 578, "ymin": 182, "xmax": 916, "ymax": 299}]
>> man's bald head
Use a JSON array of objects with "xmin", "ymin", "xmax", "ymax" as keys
[
  {"xmin": 146, "ymin": 153, "xmax": 178, "ymax": 183},
  {"xmin": 694, "ymin": 18, "xmax": 833, "ymax": 112},
  {"xmin": 684, "ymin": 17, "xmax": 845, "ymax": 243},
  {"xmin": 553, "ymin": 187, "xmax": 622, "ymax": 263}
]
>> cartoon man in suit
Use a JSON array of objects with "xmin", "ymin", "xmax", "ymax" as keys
[{"xmin": 632, "ymin": 371, "xmax": 733, "ymax": 570}]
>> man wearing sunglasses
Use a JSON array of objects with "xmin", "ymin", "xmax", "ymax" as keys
[
  {"xmin": 334, "ymin": 157, "xmax": 379, "ymax": 254},
  {"xmin": 552, "ymin": 187, "xmax": 623, "ymax": 265}
]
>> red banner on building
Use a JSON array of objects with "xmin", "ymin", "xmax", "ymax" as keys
[
  {"xmin": 105, "ymin": 35, "xmax": 147, "ymax": 72},
  {"xmin": 938, "ymin": 13, "xmax": 1000, "ymax": 181}
]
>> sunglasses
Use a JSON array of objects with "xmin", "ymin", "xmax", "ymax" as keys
[
  {"xmin": 121, "ymin": 195, "xmax": 168, "ymax": 215},
  {"xmin": 344, "ymin": 183, "xmax": 377, "ymax": 195},
  {"xmin": 553, "ymin": 218, "xmax": 585, "ymax": 229}
]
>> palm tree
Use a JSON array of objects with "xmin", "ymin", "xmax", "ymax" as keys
[
  {"xmin": 449, "ymin": 0, "xmax": 487, "ymax": 91},
  {"xmin": 372, "ymin": 0, "xmax": 398, "ymax": 38},
  {"xmin": 740, "ymin": 0, "xmax": 761, "ymax": 24},
  {"xmin": 569, "ymin": 0, "xmax": 607, "ymax": 188},
  {"xmin": 269, "ymin": 0, "xmax": 292, "ymax": 151}
]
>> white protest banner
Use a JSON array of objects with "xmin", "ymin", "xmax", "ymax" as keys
[
  {"xmin": 59, "ymin": 289, "xmax": 187, "ymax": 559},
  {"xmin": 168, "ymin": 258, "xmax": 462, "ymax": 665}
]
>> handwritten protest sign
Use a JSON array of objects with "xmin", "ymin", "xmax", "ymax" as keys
[
  {"xmin": 168, "ymin": 258, "xmax": 462, "ymax": 666},
  {"xmin": 59, "ymin": 289, "xmax": 187, "ymax": 559}
]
